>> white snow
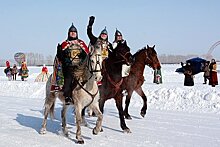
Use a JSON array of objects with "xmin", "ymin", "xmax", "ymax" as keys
[{"xmin": 0, "ymin": 64, "xmax": 220, "ymax": 147}]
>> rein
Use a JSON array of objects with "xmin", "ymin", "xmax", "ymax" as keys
[
  {"xmin": 115, "ymin": 51, "xmax": 130, "ymax": 64},
  {"xmin": 74, "ymin": 51, "xmax": 101, "ymax": 105},
  {"xmin": 76, "ymin": 80, "xmax": 98, "ymax": 100},
  {"xmin": 75, "ymin": 79, "xmax": 98, "ymax": 108}
]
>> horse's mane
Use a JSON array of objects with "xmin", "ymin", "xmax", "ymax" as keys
[
  {"xmin": 133, "ymin": 47, "xmax": 147, "ymax": 57},
  {"xmin": 133, "ymin": 46, "xmax": 157, "ymax": 57}
]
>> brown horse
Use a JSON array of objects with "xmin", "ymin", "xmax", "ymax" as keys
[
  {"xmin": 123, "ymin": 45, "xmax": 161, "ymax": 119},
  {"xmin": 98, "ymin": 41, "xmax": 133, "ymax": 133}
]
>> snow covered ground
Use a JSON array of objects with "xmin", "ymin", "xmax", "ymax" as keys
[{"xmin": 0, "ymin": 64, "xmax": 220, "ymax": 147}]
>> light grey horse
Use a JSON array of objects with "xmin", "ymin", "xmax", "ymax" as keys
[{"xmin": 40, "ymin": 48, "xmax": 103, "ymax": 144}]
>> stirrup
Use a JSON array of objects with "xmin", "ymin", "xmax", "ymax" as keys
[
  {"xmin": 122, "ymin": 90, "xmax": 128, "ymax": 96},
  {"xmin": 65, "ymin": 97, "xmax": 73, "ymax": 105}
]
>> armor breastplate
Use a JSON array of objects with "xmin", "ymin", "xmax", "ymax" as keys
[
  {"xmin": 95, "ymin": 39, "xmax": 109, "ymax": 59},
  {"xmin": 63, "ymin": 42, "xmax": 82, "ymax": 66}
]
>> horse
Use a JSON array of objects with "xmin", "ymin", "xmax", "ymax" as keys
[
  {"xmin": 122, "ymin": 45, "xmax": 161, "ymax": 119},
  {"xmin": 40, "ymin": 45, "xmax": 103, "ymax": 144},
  {"xmin": 98, "ymin": 41, "xmax": 134, "ymax": 133}
]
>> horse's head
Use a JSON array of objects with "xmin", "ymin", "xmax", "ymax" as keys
[
  {"xmin": 145, "ymin": 45, "xmax": 161, "ymax": 70},
  {"xmin": 112, "ymin": 41, "xmax": 133, "ymax": 66},
  {"xmin": 88, "ymin": 47, "xmax": 103, "ymax": 82}
]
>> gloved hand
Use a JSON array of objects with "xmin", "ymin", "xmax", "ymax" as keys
[{"xmin": 88, "ymin": 16, "xmax": 95, "ymax": 26}]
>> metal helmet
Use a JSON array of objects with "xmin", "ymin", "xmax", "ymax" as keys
[
  {"xmin": 68, "ymin": 23, "xmax": 78, "ymax": 40},
  {"xmin": 115, "ymin": 29, "xmax": 122, "ymax": 36},
  {"xmin": 100, "ymin": 26, "xmax": 108, "ymax": 35},
  {"xmin": 68, "ymin": 23, "xmax": 77, "ymax": 33}
]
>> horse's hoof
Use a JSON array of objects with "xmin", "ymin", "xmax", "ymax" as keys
[
  {"xmin": 140, "ymin": 111, "xmax": 146, "ymax": 118},
  {"xmin": 123, "ymin": 128, "xmax": 131, "ymax": 133},
  {"xmin": 93, "ymin": 128, "xmax": 98, "ymax": 135},
  {"xmin": 93, "ymin": 127, "xmax": 101, "ymax": 135},
  {"xmin": 124, "ymin": 113, "xmax": 132, "ymax": 119},
  {"xmin": 40, "ymin": 128, "xmax": 46, "ymax": 134},
  {"xmin": 100, "ymin": 128, "xmax": 103, "ymax": 132},
  {"xmin": 62, "ymin": 128, "xmax": 69, "ymax": 136},
  {"xmin": 125, "ymin": 115, "xmax": 132, "ymax": 120},
  {"xmin": 77, "ymin": 139, "xmax": 84, "ymax": 144}
]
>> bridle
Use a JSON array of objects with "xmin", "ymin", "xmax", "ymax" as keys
[
  {"xmin": 75, "ymin": 51, "xmax": 102, "ymax": 106},
  {"xmin": 114, "ymin": 50, "xmax": 131, "ymax": 65},
  {"xmin": 88, "ymin": 53, "xmax": 102, "ymax": 74},
  {"xmin": 144, "ymin": 48, "xmax": 154, "ymax": 68}
]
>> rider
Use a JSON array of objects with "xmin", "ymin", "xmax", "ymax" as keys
[
  {"xmin": 112, "ymin": 29, "xmax": 131, "ymax": 78},
  {"xmin": 56, "ymin": 23, "xmax": 89, "ymax": 105},
  {"xmin": 87, "ymin": 16, "xmax": 113, "ymax": 60},
  {"xmin": 112, "ymin": 29, "xmax": 125, "ymax": 49}
]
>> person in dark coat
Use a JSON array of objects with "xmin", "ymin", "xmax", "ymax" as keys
[
  {"xmin": 209, "ymin": 59, "xmax": 218, "ymax": 87},
  {"xmin": 57, "ymin": 23, "xmax": 89, "ymax": 105},
  {"xmin": 203, "ymin": 61, "xmax": 210, "ymax": 84},
  {"xmin": 87, "ymin": 16, "xmax": 113, "ymax": 60},
  {"xmin": 112, "ymin": 29, "xmax": 125, "ymax": 49},
  {"xmin": 87, "ymin": 16, "xmax": 113, "ymax": 86},
  {"xmin": 183, "ymin": 62, "xmax": 194, "ymax": 86},
  {"xmin": 11, "ymin": 64, "xmax": 18, "ymax": 80}
]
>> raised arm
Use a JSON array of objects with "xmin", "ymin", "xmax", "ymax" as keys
[{"xmin": 87, "ymin": 16, "xmax": 97, "ymax": 45}]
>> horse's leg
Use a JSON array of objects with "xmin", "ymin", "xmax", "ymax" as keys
[
  {"xmin": 40, "ymin": 92, "xmax": 56, "ymax": 134},
  {"xmin": 61, "ymin": 104, "xmax": 68, "ymax": 136},
  {"xmin": 99, "ymin": 97, "xmax": 106, "ymax": 114},
  {"xmin": 135, "ymin": 87, "xmax": 147, "ymax": 117},
  {"xmin": 81, "ymin": 107, "xmax": 89, "ymax": 127},
  {"xmin": 115, "ymin": 95, "xmax": 131, "ymax": 133},
  {"xmin": 124, "ymin": 90, "xmax": 134, "ymax": 120},
  {"xmin": 87, "ymin": 105, "xmax": 94, "ymax": 117},
  {"xmin": 91, "ymin": 103, "xmax": 103, "ymax": 135},
  {"xmin": 75, "ymin": 104, "xmax": 84, "ymax": 144}
]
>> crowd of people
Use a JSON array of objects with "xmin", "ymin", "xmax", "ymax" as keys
[
  {"xmin": 203, "ymin": 59, "xmax": 218, "ymax": 87},
  {"xmin": 183, "ymin": 59, "xmax": 218, "ymax": 87},
  {"xmin": 4, "ymin": 61, "xmax": 28, "ymax": 81}
]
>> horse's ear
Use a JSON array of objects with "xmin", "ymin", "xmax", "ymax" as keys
[
  {"xmin": 153, "ymin": 45, "xmax": 155, "ymax": 48},
  {"xmin": 147, "ymin": 45, "xmax": 149, "ymax": 48}
]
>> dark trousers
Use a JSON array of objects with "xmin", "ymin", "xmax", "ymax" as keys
[
  {"xmin": 204, "ymin": 76, "xmax": 209, "ymax": 84},
  {"xmin": 62, "ymin": 67, "xmax": 76, "ymax": 98},
  {"xmin": 12, "ymin": 74, "xmax": 17, "ymax": 80},
  {"xmin": 184, "ymin": 75, "xmax": 194, "ymax": 86}
]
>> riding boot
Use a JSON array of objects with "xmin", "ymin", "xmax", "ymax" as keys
[{"xmin": 65, "ymin": 96, "xmax": 73, "ymax": 105}]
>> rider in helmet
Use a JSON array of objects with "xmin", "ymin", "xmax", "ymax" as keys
[
  {"xmin": 113, "ymin": 29, "xmax": 131, "ymax": 78},
  {"xmin": 112, "ymin": 29, "xmax": 125, "ymax": 49},
  {"xmin": 87, "ymin": 16, "xmax": 113, "ymax": 60},
  {"xmin": 54, "ymin": 23, "xmax": 89, "ymax": 105}
]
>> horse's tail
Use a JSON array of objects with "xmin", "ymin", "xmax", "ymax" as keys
[{"xmin": 44, "ymin": 74, "xmax": 56, "ymax": 119}]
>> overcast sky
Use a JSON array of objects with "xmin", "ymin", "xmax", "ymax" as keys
[{"xmin": 1, "ymin": 0, "xmax": 220, "ymax": 60}]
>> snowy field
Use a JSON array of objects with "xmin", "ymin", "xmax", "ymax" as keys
[{"xmin": 0, "ymin": 64, "xmax": 220, "ymax": 147}]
